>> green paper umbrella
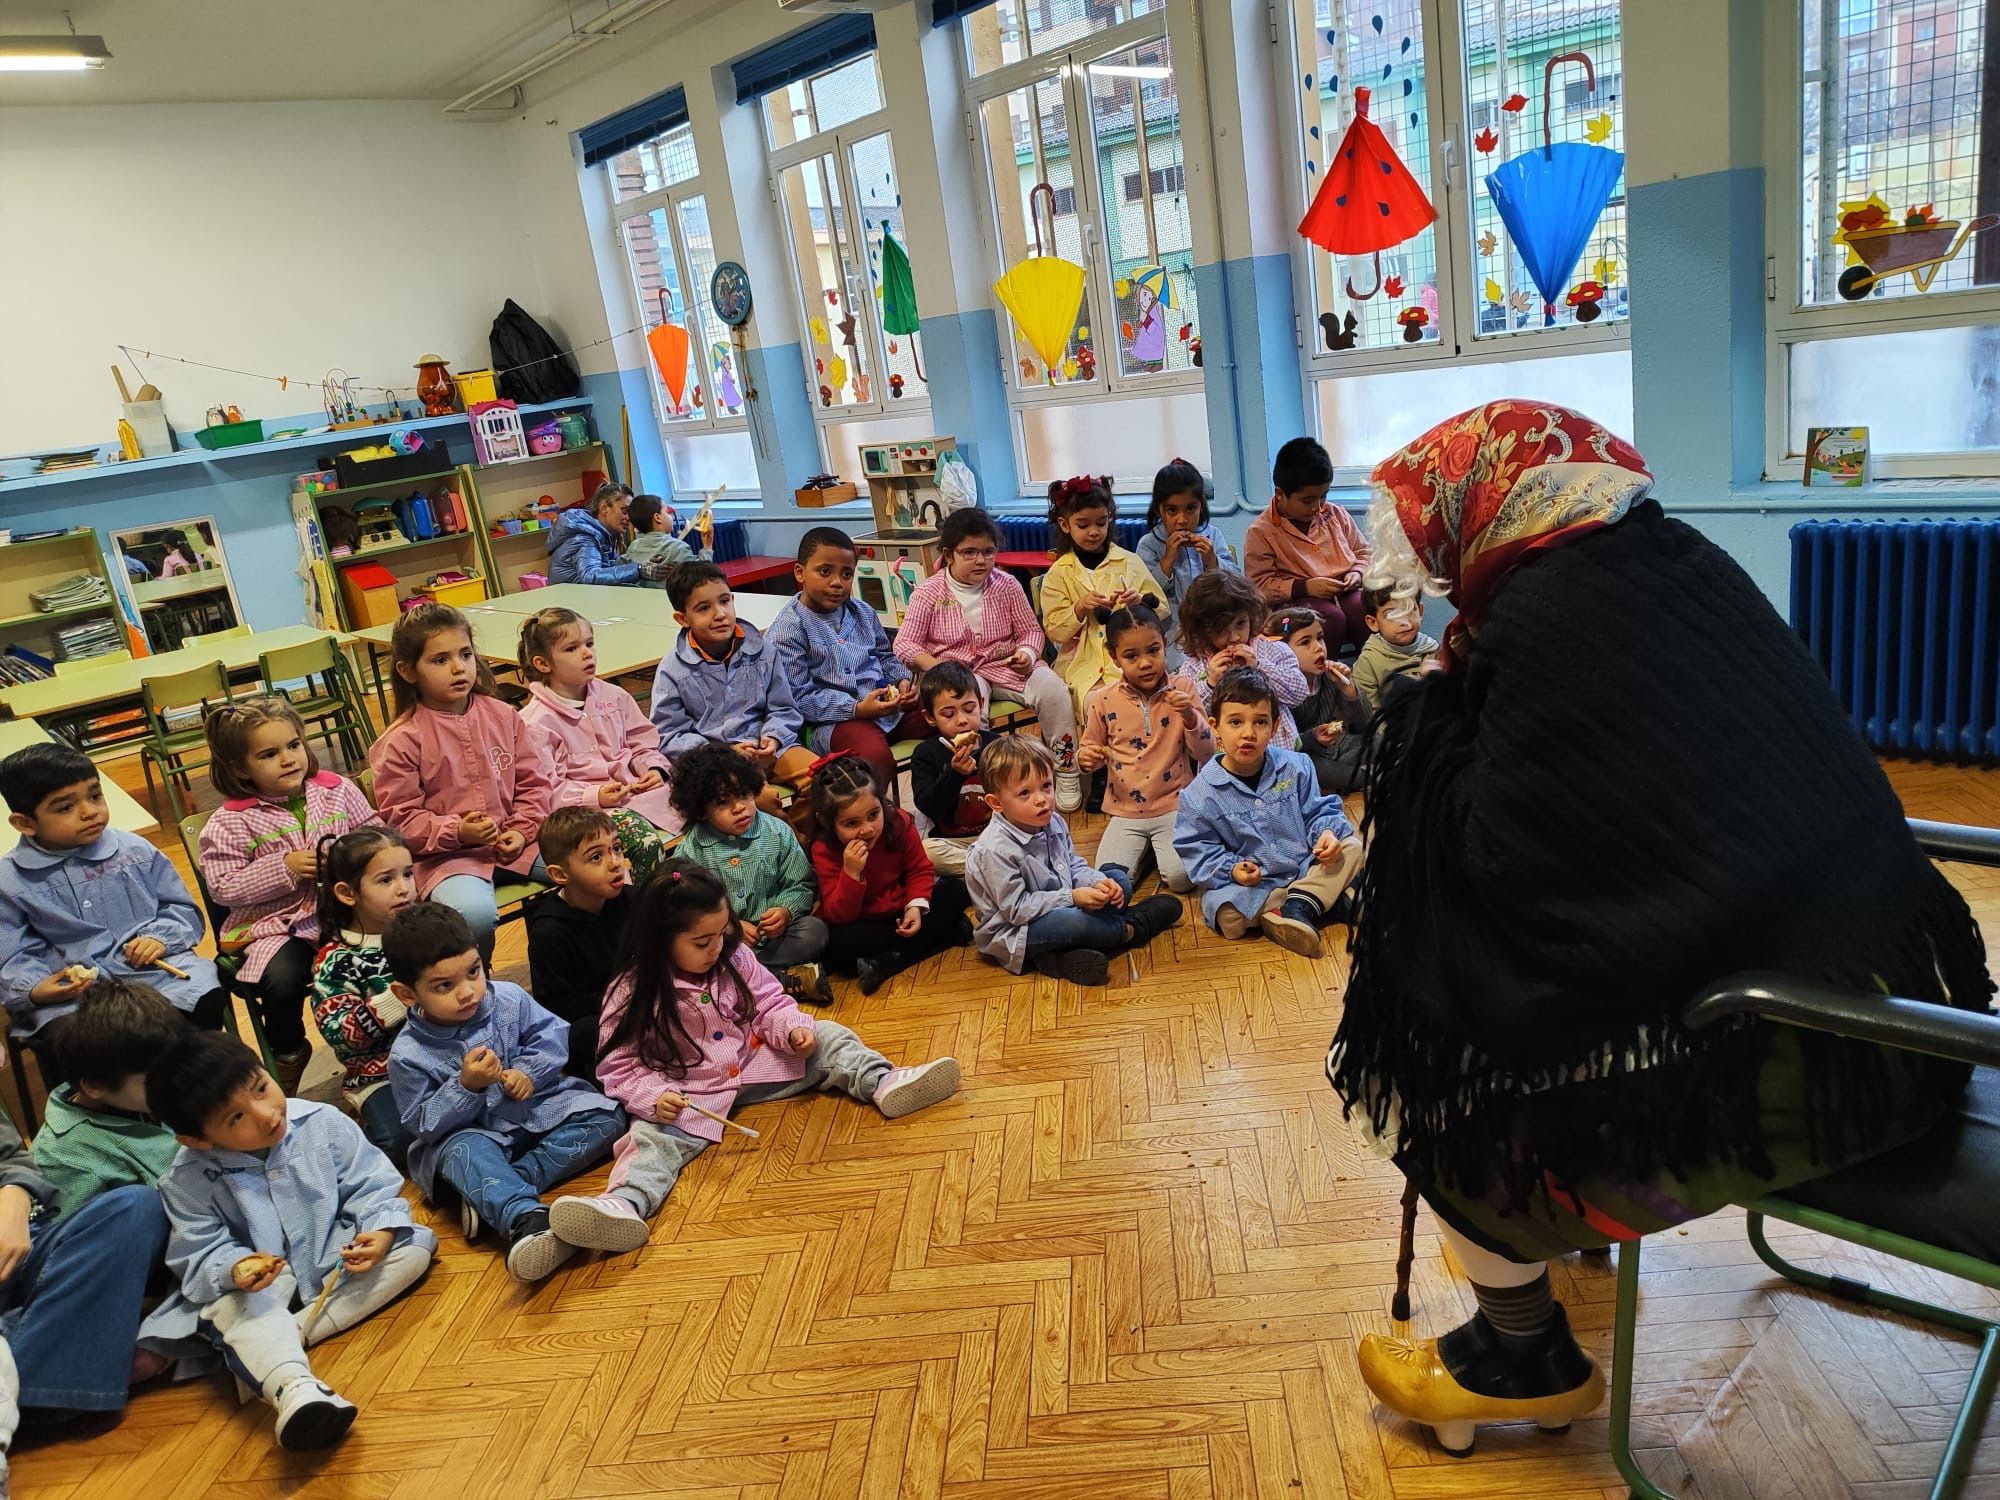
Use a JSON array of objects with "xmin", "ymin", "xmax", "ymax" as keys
[{"xmin": 879, "ymin": 228, "xmax": 920, "ymax": 335}]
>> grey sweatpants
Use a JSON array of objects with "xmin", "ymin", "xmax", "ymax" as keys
[
  {"xmin": 1095, "ymin": 812, "xmax": 1191, "ymax": 892},
  {"xmin": 201, "ymin": 1240, "xmax": 433, "ymax": 1398},
  {"xmin": 606, "ymin": 1021, "xmax": 893, "ymax": 1217}
]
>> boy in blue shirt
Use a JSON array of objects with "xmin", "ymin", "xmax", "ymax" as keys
[
  {"xmin": 142, "ymin": 1032, "xmax": 435, "ymax": 1452},
  {"xmin": 1174, "ymin": 668, "xmax": 1363, "ymax": 960},
  {"xmin": 0, "ymin": 743, "xmax": 222, "ymax": 1041}
]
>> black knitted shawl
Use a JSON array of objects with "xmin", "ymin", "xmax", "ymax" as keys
[{"xmin": 1327, "ymin": 502, "xmax": 1993, "ymax": 1208}]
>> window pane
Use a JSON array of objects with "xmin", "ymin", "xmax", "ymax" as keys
[
  {"xmin": 1460, "ymin": 0, "xmax": 1627, "ymax": 338},
  {"xmin": 981, "ymin": 77, "xmax": 1099, "ymax": 390},
  {"xmin": 1019, "ymin": 386, "xmax": 1210, "ymax": 486},
  {"xmin": 964, "ymin": 0, "xmax": 1140, "ymax": 75},
  {"xmin": 610, "ymin": 121, "xmax": 699, "ymax": 202},
  {"xmin": 1800, "ymin": 1, "xmax": 1991, "ymax": 306},
  {"xmin": 1087, "ymin": 40, "xmax": 1202, "ymax": 380},
  {"xmin": 1788, "ymin": 324, "xmax": 2000, "ymax": 454},
  {"xmin": 1299, "ymin": 1, "xmax": 1443, "ymax": 354},
  {"xmin": 1313, "ymin": 348, "xmax": 1632, "ymax": 470},
  {"xmin": 675, "ymin": 196, "xmax": 746, "ymax": 420},
  {"xmin": 767, "ymin": 82, "xmax": 814, "ymax": 147},
  {"xmin": 851, "ymin": 133, "xmax": 928, "ymax": 404},
  {"xmin": 778, "ymin": 154, "xmax": 874, "ymax": 411},
  {"xmin": 664, "ymin": 429, "xmax": 759, "ymax": 494},
  {"xmin": 622, "ymin": 208, "xmax": 704, "ymax": 425},
  {"xmin": 809, "ymin": 55, "xmax": 883, "ymax": 131}
]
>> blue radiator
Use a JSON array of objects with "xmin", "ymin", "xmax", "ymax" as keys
[
  {"xmin": 995, "ymin": 515, "xmax": 1147, "ymax": 553},
  {"xmin": 1790, "ymin": 518, "xmax": 1999, "ymax": 759}
]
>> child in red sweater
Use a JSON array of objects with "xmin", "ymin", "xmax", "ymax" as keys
[{"xmin": 806, "ymin": 754, "xmax": 971, "ymax": 996}]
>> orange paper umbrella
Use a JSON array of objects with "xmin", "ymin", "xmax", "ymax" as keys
[
  {"xmin": 646, "ymin": 293, "xmax": 691, "ymax": 411},
  {"xmin": 1298, "ymin": 86, "xmax": 1438, "ymax": 299}
]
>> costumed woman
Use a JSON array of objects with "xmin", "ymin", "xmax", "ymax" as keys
[{"xmin": 1327, "ymin": 401, "xmax": 1992, "ymax": 1453}]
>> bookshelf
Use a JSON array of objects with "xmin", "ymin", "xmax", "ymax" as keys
[
  {"xmin": 465, "ymin": 441, "xmax": 613, "ymax": 597},
  {"xmin": 0, "ymin": 529, "xmax": 124, "ymax": 664}
]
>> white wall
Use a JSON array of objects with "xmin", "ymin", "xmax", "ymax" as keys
[{"xmin": 0, "ymin": 101, "xmax": 548, "ymax": 452}]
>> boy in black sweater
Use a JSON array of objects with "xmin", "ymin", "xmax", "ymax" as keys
[
  {"xmin": 523, "ymin": 807, "xmax": 633, "ymax": 1082},
  {"xmin": 908, "ymin": 663, "xmax": 1000, "ymax": 877}
]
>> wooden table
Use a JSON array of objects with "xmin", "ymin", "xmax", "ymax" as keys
[
  {"xmin": 0, "ymin": 718, "xmax": 158, "ymax": 853},
  {"xmin": 349, "ymin": 583, "xmax": 784, "ymax": 719},
  {"xmin": 0, "ymin": 625, "xmax": 342, "ymax": 749}
]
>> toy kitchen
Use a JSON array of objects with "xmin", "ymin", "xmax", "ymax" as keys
[{"xmin": 852, "ymin": 435, "xmax": 961, "ymax": 624}]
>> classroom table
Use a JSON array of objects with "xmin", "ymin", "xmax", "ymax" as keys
[
  {"xmin": 0, "ymin": 625, "xmax": 342, "ymax": 749},
  {"xmin": 0, "ymin": 718, "xmax": 158, "ymax": 854},
  {"xmin": 349, "ymin": 584, "xmax": 785, "ymax": 719}
]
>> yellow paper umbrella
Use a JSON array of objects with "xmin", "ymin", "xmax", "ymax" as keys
[{"xmin": 993, "ymin": 182, "xmax": 1087, "ymax": 373}]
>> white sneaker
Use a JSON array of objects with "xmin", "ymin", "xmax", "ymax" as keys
[
  {"xmin": 504, "ymin": 1211, "xmax": 577, "ymax": 1282},
  {"xmin": 874, "ymin": 1057, "xmax": 961, "ymax": 1119},
  {"xmin": 273, "ymin": 1377, "xmax": 357, "ymax": 1451},
  {"xmin": 549, "ymin": 1194, "xmax": 651, "ymax": 1254},
  {"xmin": 1055, "ymin": 769, "xmax": 1083, "ymax": 812}
]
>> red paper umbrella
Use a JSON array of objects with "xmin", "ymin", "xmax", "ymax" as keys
[{"xmin": 1298, "ymin": 86, "xmax": 1438, "ymax": 299}]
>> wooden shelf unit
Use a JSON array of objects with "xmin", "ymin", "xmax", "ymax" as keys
[
  {"xmin": 309, "ymin": 473, "xmax": 490, "ymax": 633},
  {"xmin": 465, "ymin": 442, "xmax": 611, "ymax": 597},
  {"xmin": 0, "ymin": 528, "xmax": 124, "ymax": 663}
]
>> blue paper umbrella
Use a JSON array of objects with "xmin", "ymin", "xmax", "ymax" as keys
[{"xmin": 1482, "ymin": 52, "xmax": 1623, "ymax": 321}]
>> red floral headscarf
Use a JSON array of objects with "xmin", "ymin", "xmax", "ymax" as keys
[{"xmin": 1370, "ymin": 400, "xmax": 1651, "ymax": 660}]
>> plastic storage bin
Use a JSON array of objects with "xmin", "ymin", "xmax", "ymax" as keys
[
  {"xmin": 339, "ymin": 562, "xmax": 401, "ymax": 628},
  {"xmin": 417, "ymin": 574, "xmax": 487, "ymax": 608},
  {"xmin": 452, "ymin": 369, "xmax": 497, "ymax": 407},
  {"xmin": 195, "ymin": 419, "xmax": 265, "ymax": 450}
]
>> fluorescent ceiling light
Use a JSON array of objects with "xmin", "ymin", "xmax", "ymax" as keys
[
  {"xmin": 1087, "ymin": 62, "xmax": 1170, "ymax": 79},
  {"xmin": 0, "ymin": 35, "xmax": 112, "ymax": 71}
]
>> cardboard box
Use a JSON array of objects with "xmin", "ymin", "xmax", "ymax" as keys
[{"xmin": 795, "ymin": 482, "xmax": 859, "ymax": 508}]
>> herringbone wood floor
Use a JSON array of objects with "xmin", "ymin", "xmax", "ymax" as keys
[{"xmin": 11, "ymin": 756, "xmax": 2000, "ymax": 1500}]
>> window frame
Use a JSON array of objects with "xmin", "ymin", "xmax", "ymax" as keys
[
  {"xmin": 962, "ymin": 7, "xmax": 1209, "ymax": 490},
  {"xmin": 1281, "ymin": 0, "xmax": 1632, "ymax": 399},
  {"xmin": 1765, "ymin": 0, "xmax": 2000, "ymax": 479},
  {"xmin": 602, "ymin": 144, "xmax": 750, "ymax": 445}
]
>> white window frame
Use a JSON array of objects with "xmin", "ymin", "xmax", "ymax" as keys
[
  {"xmin": 962, "ymin": 9, "xmax": 1209, "ymax": 486},
  {"xmin": 1764, "ymin": 0, "xmax": 2000, "ymax": 479},
  {"xmin": 765, "ymin": 62, "xmax": 931, "ymax": 442},
  {"xmin": 605, "ymin": 163, "xmax": 750, "ymax": 444},
  {"xmin": 1281, "ymin": 0, "xmax": 1631, "ymax": 479}
]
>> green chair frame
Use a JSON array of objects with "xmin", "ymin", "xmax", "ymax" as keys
[
  {"xmin": 176, "ymin": 810, "xmax": 281, "ymax": 1076},
  {"xmin": 1609, "ymin": 818, "xmax": 2000, "ymax": 1500},
  {"xmin": 886, "ymin": 697, "xmax": 1040, "ymax": 807},
  {"xmin": 260, "ymin": 637, "xmax": 370, "ymax": 769},
  {"xmin": 137, "ymin": 660, "xmax": 234, "ymax": 823}
]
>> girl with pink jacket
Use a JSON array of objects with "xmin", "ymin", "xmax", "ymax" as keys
[
  {"xmin": 516, "ymin": 607, "xmax": 681, "ymax": 882},
  {"xmin": 367, "ymin": 603, "xmax": 552, "ymax": 959}
]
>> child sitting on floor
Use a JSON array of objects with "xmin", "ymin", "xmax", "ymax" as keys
[
  {"xmin": 0, "ymin": 743, "xmax": 224, "ymax": 1042},
  {"xmin": 907, "ymin": 662, "xmax": 998, "ymax": 878},
  {"xmin": 1351, "ymin": 586, "xmax": 1442, "ymax": 710},
  {"xmin": 1173, "ymin": 668, "xmax": 1363, "ymax": 961},
  {"xmin": 668, "ymin": 744, "xmax": 831, "ymax": 1003},
  {"xmin": 548, "ymin": 862, "xmax": 961, "ymax": 1254},
  {"xmin": 964, "ymin": 736, "xmax": 1182, "ymax": 986},
  {"xmin": 311, "ymin": 827, "xmax": 418, "ymax": 1168},
  {"xmin": 1077, "ymin": 603, "xmax": 1212, "ymax": 893},
  {"xmin": 142, "ymin": 1032, "xmax": 436, "ymax": 1452},
  {"xmin": 806, "ymin": 753, "xmax": 969, "ymax": 996},
  {"xmin": 892, "ymin": 507, "xmax": 1080, "ymax": 804},
  {"xmin": 1137, "ymin": 459, "xmax": 1239, "ymax": 651},
  {"xmin": 524, "ymin": 807, "xmax": 637, "ymax": 1081},
  {"xmin": 766, "ymin": 528, "xmax": 921, "ymax": 793},
  {"xmin": 385, "ymin": 903, "xmax": 630, "ymax": 1283},
  {"xmin": 197, "ymin": 695, "xmax": 380, "ymax": 1093},
  {"xmin": 1243, "ymin": 436, "xmax": 1373, "ymax": 653},
  {"xmin": 368, "ymin": 602, "xmax": 552, "ymax": 961},
  {"xmin": 31, "ymin": 980, "xmax": 187, "ymax": 1215},
  {"xmin": 1173, "ymin": 570, "xmax": 1310, "ymax": 749},
  {"xmin": 517, "ymin": 605, "xmax": 679, "ymax": 882},
  {"xmin": 1270, "ymin": 609, "xmax": 1370, "ymax": 794},
  {"xmin": 650, "ymin": 560, "xmax": 813, "ymax": 810},
  {"xmin": 625, "ymin": 494, "xmax": 711, "ymax": 576}
]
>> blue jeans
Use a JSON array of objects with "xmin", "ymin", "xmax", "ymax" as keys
[
  {"xmin": 1, "ymin": 1185, "xmax": 167, "ymax": 1415},
  {"xmin": 435, "ymin": 1109, "xmax": 626, "ymax": 1237},
  {"xmin": 431, "ymin": 858, "xmax": 548, "ymax": 959},
  {"xmin": 1023, "ymin": 868, "xmax": 1134, "ymax": 957},
  {"xmin": 360, "ymin": 1088, "xmax": 413, "ymax": 1172}
]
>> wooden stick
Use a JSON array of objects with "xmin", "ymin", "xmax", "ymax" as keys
[
  {"xmin": 681, "ymin": 1100, "xmax": 760, "ymax": 1139},
  {"xmin": 303, "ymin": 1264, "xmax": 343, "ymax": 1340},
  {"xmin": 150, "ymin": 958, "xmax": 192, "ymax": 981}
]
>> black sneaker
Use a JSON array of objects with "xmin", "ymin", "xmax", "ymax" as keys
[
  {"xmin": 1327, "ymin": 888, "xmax": 1360, "ymax": 927},
  {"xmin": 1259, "ymin": 896, "xmax": 1326, "ymax": 958},
  {"xmin": 505, "ymin": 1207, "xmax": 576, "ymax": 1282},
  {"xmin": 1120, "ymin": 894, "xmax": 1184, "ymax": 947},
  {"xmin": 856, "ymin": 950, "xmax": 909, "ymax": 996},
  {"xmin": 1031, "ymin": 949, "xmax": 1110, "ymax": 985},
  {"xmin": 273, "ymin": 1377, "xmax": 357, "ymax": 1451}
]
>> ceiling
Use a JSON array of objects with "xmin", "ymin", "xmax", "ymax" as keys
[{"xmin": 0, "ymin": 0, "xmax": 632, "ymax": 106}]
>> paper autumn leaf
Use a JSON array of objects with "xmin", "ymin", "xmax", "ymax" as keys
[
  {"xmin": 1484, "ymin": 277, "xmax": 1503, "ymax": 304},
  {"xmin": 1507, "ymin": 290, "xmax": 1533, "ymax": 312},
  {"xmin": 1592, "ymin": 256, "xmax": 1619, "ymax": 286},
  {"xmin": 1500, "ymin": 93, "xmax": 1528, "ymax": 113},
  {"xmin": 1479, "ymin": 230, "xmax": 1498, "ymax": 256},
  {"xmin": 809, "ymin": 316, "xmax": 828, "ymax": 344},
  {"xmin": 1583, "ymin": 112, "xmax": 1613, "ymax": 144},
  {"xmin": 1383, "ymin": 275, "xmax": 1406, "ymax": 297},
  {"xmin": 1474, "ymin": 126, "xmax": 1498, "ymax": 153}
]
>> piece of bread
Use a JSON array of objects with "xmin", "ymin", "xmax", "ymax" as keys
[
  {"xmin": 234, "ymin": 1253, "xmax": 284, "ymax": 1284},
  {"xmin": 62, "ymin": 963, "xmax": 98, "ymax": 983},
  {"xmin": 952, "ymin": 731, "xmax": 979, "ymax": 751}
]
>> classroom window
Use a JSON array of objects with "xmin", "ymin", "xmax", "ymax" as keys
[
  {"xmin": 767, "ymin": 51, "xmax": 930, "ymax": 441},
  {"xmin": 1776, "ymin": 0, "xmax": 2000, "ymax": 473},
  {"xmin": 1286, "ymin": 0, "xmax": 1629, "ymax": 478},
  {"xmin": 610, "ymin": 121, "xmax": 700, "ymax": 201},
  {"xmin": 962, "ymin": 4, "xmax": 1208, "ymax": 488}
]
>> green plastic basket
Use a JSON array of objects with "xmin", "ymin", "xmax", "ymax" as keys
[{"xmin": 194, "ymin": 419, "xmax": 264, "ymax": 450}]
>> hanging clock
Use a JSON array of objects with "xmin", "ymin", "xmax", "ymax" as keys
[{"xmin": 710, "ymin": 261, "xmax": 754, "ymax": 328}]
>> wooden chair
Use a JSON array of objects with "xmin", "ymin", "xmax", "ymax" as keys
[
  {"xmin": 260, "ymin": 636, "xmax": 370, "ymax": 768},
  {"xmin": 138, "ymin": 661, "xmax": 233, "ymax": 822}
]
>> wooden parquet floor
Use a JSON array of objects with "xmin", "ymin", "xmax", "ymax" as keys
[{"xmin": 12, "ymin": 756, "xmax": 2000, "ymax": 1499}]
